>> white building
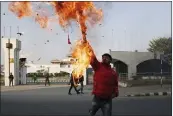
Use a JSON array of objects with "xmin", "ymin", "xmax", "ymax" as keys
[
  {"xmin": 26, "ymin": 54, "xmax": 77, "ymax": 74},
  {"xmin": 26, "ymin": 55, "xmax": 114, "ymax": 74}
]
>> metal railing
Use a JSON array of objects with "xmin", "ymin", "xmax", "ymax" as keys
[
  {"xmin": 0, "ymin": 77, "xmax": 70, "ymax": 85},
  {"xmin": 119, "ymin": 72, "xmax": 172, "ymax": 80}
]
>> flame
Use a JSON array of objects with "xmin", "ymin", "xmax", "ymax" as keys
[
  {"xmin": 50, "ymin": 2, "xmax": 102, "ymax": 42},
  {"xmin": 8, "ymin": 2, "xmax": 32, "ymax": 18},
  {"xmin": 8, "ymin": 1, "xmax": 102, "ymax": 79},
  {"xmin": 35, "ymin": 15, "xmax": 48, "ymax": 28},
  {"xmin": 71, "ymin": 40, "xmax": 94, "ymax": 78},
  {"xmin": 50, "ymin": 2, "xmax": 102, "ymax": 78},
  {"xmin": 8, "ymin": 1, "xmax": 49, "ymax": 28}
]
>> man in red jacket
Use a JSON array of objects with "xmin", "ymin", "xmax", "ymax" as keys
[{"xmin": 89, "ymin": 52, "xmax": 119, "ymax": 116}]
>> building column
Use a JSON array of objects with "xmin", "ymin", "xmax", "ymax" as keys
[
  {"xmin": 20, "ymin": 58, "xmax": 27, "ymax": 85},
  {"xmin": 128, "ymin": 64, "xmax": 137, "ymax": 80},
  {"xmin": 2, "ymin": 38, "xmax": 21, "ymax": 86},
  {"xmin": 83, "ymin": 69, "xmax": 87, "ymax": 85}
]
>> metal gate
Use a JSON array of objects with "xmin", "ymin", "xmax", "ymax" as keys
[{"xmin": 86, "ymin": 68, "xmax": 94, "ymax": 85}]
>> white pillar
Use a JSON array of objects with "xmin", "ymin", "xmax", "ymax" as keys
[
  {"xmin": 83, "ymin": 69, "xmax": 87, "ymax": 85},
  {"xmin": 2, "ymin": 38, "xmax": 21, "ymax": 86},
  {"xmin": 20, "ymin": 66, "xmax": 27, "ymax": 84},
  {"xmin": 19, "ymin": 58, "xmax": 27, "ymax": 85},
  {"xmin": 128, "ymin": 64, "xmax": 137, "ymax": 80}
]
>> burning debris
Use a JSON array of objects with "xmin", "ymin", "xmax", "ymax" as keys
[{"xmin": 17, "ymin": 32, "xmax": 23, "ymax": 36}]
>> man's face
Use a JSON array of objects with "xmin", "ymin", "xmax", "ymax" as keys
[{"xmin": 102, "ymin": 55, "xmax": 111, "ymax": 64}]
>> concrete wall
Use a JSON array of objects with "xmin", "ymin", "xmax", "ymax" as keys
[{"xmin": 110, "ymin": 50, "xmax": 161, "ymax": 78}]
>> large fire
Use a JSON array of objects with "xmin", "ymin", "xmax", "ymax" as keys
[{"xmin": 8, "ymin": 2, "xmax": 102, "ymax": 79}]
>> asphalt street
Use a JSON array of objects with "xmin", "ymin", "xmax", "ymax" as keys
[{"xmin": 1, "ymin": 87, "xmax": 172, "ymax": 116}]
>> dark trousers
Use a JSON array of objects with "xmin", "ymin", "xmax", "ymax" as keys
[
  {"xmin": 68, "ymin": 83, "xmax": 79, "ymax": 94},
  {"xmin": 78, "ymin": 82, "xmax": 84, "ymax": 92},
  {"xmin": 45, "ymin": 78, "xmax": 50, "ymax": 86},
  {"xmin": 89, "ymin": 95, "xmax": 112, "ymax": 116},
  {"xmin": 9, "ymin": 79, "xmax": 13, "ymax": 86}
]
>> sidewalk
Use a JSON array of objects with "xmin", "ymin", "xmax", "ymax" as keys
[
  {"xmin": 86, "ymin": 84, "xmax": 172, "ymax": 97},
  {"xmin": 0, "ymin": 84, "xmax": 70, "ymax": 92},
  {"xmin": 120, "ymin": 85, "xmax": 172, "ymax": 96}
]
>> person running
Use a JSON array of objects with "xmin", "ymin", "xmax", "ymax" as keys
[
  {"xmin": 77, "ymin": 75, "xmax": 84, "ymax": 94},
  {"xmin": 45, "ymin": 73, "xmax": 50, "ymax": 86},
  {"xmin": 68, "ymin": 71, "xmax": 80, "ymax": 95}
]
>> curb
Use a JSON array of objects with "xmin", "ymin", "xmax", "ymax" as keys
[
  {"xmin": 125, "ymin": 92, "xmax": 172, "ymax": 97},
  {"xmin": 118, "ymin": 81, "xmax": 132, "ymax": 87},
  {"xmin": 0, "ymin": 85, "xmax": 70, "ymax": 92}
]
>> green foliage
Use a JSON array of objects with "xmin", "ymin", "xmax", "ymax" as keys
[
  {"xmin": 32, "ymin": 74, "xmax": 37, "ymax": 81},
  {"xmin": 27, "ymin": 73, "xmax": 43, "ymax": 77},
  {"xmin": 147, "ymin": 37, "xmax": 172, "ymax": 65},
  {"xmin": 54, "ymin": 73, "xmax": 59, "ymax": 77},
  {"xmin": 27, "ymin": 71, "xmax": 69, "ymax": 78},
  {"xmin": 36, "ymin": 69, "xmax": 45, "ymax": 73},
  {"xmin": 49, "ymin": 73, "xmax": 54, "ymax": 77},
  {"xmin": 54, "ymin": 71, "xmax": 69, "ymax": 77}
]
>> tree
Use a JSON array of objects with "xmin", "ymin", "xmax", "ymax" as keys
[{"xmin": 147, "ymin": 37, "xmax": 172, "ymax": 65}]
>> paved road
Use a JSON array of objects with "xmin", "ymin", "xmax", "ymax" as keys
[{"xmin": 1, "ymin": 87, "xmax": 171, "ymax": 116}]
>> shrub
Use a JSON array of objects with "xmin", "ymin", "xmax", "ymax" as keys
[{"xmin": 131, "ymin": 75, "xmax": 142, "ymax": 80}]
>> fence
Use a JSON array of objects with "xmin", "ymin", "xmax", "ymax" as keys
[
  {"xmin": 0, "ymin": 77, "xmax": 70, "ymax": 85},
  {"xmin": 119, "ymin": 72, "xmax": 172, "ymax": 81},
  {"xmin": 87, "ymin": 72, "xmax": 172, "ymax": 85},
  {"xmin": 1, "ymin": 72, "xmax": 172, "ymax": 86}
]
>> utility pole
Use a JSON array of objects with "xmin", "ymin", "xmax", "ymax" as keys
[
  {"xmin": 3, "ymin": 26, "xmax": 5, "ymax": 38},
  {"xmin": 160, "ymin": 53, "xmax": 164, "ymax": 88},
  {"xmin": 6, "ymin": 26, "xmax": 13, "ymax": 86},
  {"xmin": 17, "ymin": 26, "xmax": 21, "ymax": 85},
  {"xmin": 17, "ymin": 26, "xmax": 19, "ymax": 39}
]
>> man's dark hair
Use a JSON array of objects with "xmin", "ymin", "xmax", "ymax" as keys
[{"xmin": 102, "ymin": 53, "xmax": 112, "ymax": 61}]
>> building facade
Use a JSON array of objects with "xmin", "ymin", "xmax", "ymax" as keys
[
  {"xmin": 109, "ymin": 49, "xmax": 171, "ymax": 79},
  {"xmin": 26, "ymin": 57, "xmax": 75, "ymax": 74}
]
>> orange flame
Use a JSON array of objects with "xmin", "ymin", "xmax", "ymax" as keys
[
  {"xmin": 35, "ymin": 15, "xmax": 49, "ymax": 28},
  {"xmin": 8, "ymin": 1, "xmax": 49, "ymax": 28},
  {"xmin": 50, "ymin": 2, "xmax": 102, "ymax": 42},
  {"xmin": 8, "ymin": 1, "xmax": 102, "ymax": 79},
  {"xmin": 71, "ymin": 40, "xmax": 94, "ymax": 78},
  {"xmin": 8, "ymin": 2, "xmax": 32, "ymax": 18}
]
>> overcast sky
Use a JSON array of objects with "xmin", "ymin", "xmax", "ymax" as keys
[{"xmin": 1, "ymin": 2, "xmax": 171, "ymax": 64}]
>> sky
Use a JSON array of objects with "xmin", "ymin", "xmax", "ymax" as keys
[{"xmin": 1, "ymin": 2, "xmax": 171, "ymax": 64}]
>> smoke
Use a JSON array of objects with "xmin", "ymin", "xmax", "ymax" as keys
[
  {"xmin": 20, "ymin": 51, "xmax": 33, "ymax": 58},
  {"xmin": 86, "ymin": 2, "xmax": 114, "ymax": 55}
]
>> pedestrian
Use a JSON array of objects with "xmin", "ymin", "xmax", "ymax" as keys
[
  {"xmin": 33, "ymin": 74, "xmax": 37, "ymax": 84},
  {"xmin": 88, "ymin": 52, "xmax": 119, "ymax": 116},
  {"xmin": 45, "ymin": 73, "xmax": 50, "ymax": 86},
  {"xmin": 68, "ymin": 71, "xmax": 80, "ymax": 95},
  {"xmin": 9, "ymin": 73, "xmax": 14, "ymax": 86},
  {"xmin": 77, "ymin": 75, "xmax": 84, "ymax": 94}
]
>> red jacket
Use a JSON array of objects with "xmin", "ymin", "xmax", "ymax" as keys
[{"xmin": 90, "ymin": 56, "xmax": 119, "ymax": 99}]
